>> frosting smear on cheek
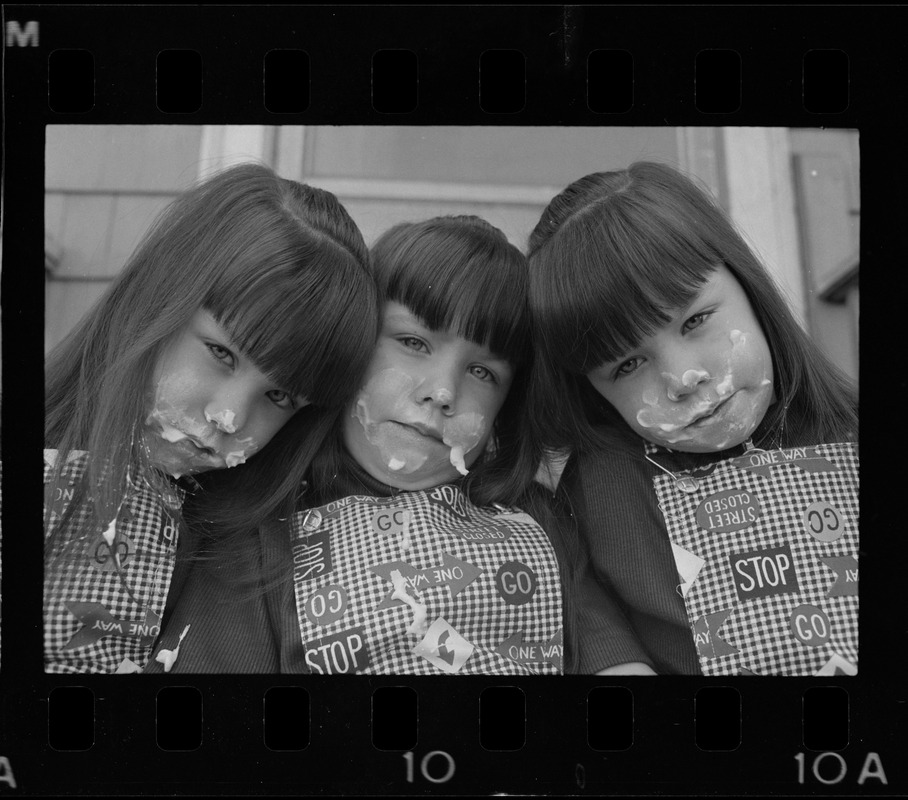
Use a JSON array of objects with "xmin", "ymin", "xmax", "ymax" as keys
[
  {"xmin": 147, "ymin": 374, "xmax": 208, "ymax": 444},
  {"xmin": 146, "ymin": 376, "xmax": 260, "ymax": 473},
  {"xmin": 224, "ymin": 436, "xmax": 258, "ymax": 468},
  {"xmin": 353, "ymin": 371, "xmax": 430, "ymax": 475},
  {"xmin": 441, "ymin": 413, "xmax": 485, "ymax": 476},
  {"xmin": 353, "ymin": 368, "xmax": 488, "ymax": 476},
  {"xmin": 634, "ymin": 329, "xmax": 772, "ymax": 450}
]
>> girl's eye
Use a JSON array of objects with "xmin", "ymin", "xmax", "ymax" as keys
[
  {"xmin": 614, "ymin": 357, "xmax": 644, "ymax": 378},
  {"xmin": 266, "ymin": 389, "xmax": 294, "ymax": 409},
  {"xmin": 469, "ymin": 365, "xmax": 496, "ymax": 383},
  {"xmin": 682, "ymin": 311, "xmax": 711, "ymax": 334},
  {"xmin": 399, "ymin": 336, "xmax": 428, "ymax": 352},
  {"xmin": 206, "ymin": 342, "xmax": 235, "ymax": 368}
]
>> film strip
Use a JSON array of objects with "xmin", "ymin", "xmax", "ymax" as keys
[{"xmin": 2, "ymin": 4, "xmax": 904, "ymax": 796}]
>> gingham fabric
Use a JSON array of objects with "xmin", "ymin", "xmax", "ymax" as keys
[
  {"xmin": 650, "ymin": 441, "xmax": 859, "ymax": 676},
  {"xmin": 43, "ymin": 449, "xmax": 182, "ymax": 673},
  {"xmin": 290, "ymin": 485, "xmax": 564, "ymax": 675}
]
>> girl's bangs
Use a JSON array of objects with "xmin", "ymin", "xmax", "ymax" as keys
[
  {"xmin": 206, "ymin": 249, "xmax": 374, "ymax": 407},
  {"xmin": 540, "ymin": 202, "xmax": 720, "ymax": 373},
  {"xmin": 383, "ymin": 230, "xmax": 530, "ymax": 364}
]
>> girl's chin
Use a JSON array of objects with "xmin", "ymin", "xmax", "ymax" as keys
[
  {"xmin": 640, "ymin": 421, "xmax": 757, "ymax": 454},
  {"xmin": 651, "ymin": 437, "xmax": 749, "ymax": 454},
  {"xmin": 146, "ymin": 439, "xmax": 223, "ymax": 477},
  {"xmin": 635, "ymin": 386, "xmax": 771, "ymax": 454},
  {"xmin": 365, "ymin": 459, "xmax": 464, "ymax": 490}
]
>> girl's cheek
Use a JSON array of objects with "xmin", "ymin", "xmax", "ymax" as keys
[
  {"xmin": 148, "ymin": 372, "xmax": 197, "ymax": 420},
  {"xmin": 726, "ymin": 329, "xmax": 770, "ymax": 384},
  {"xmin": 356, "ymin": 368, "xmax": 422, "ymax": 417},
  {"xmin": 351, "ymin": 368, "xmax": 490, "ymax": 479},
  {"xmin": 351, "ymin": 368, "xmax": 427, "ymax": 476},
  {"xmin": 629, "ymin": 328, "xmax": 773, "ymax": 449},
  {"xmin": 441, "ymin": 412, "xmax": 487, "ymax": 476}
]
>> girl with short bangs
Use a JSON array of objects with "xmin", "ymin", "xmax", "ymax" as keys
[
  {"xmin": 44, "ymin": 163, "xmax": 379, "ymax": 674},
  {"xmin": 145, "ymin": 215, "xmax": 574, "ymax": 675},
  {"xmin": 527, "ymin": 161, "xmax": 858, "ymax": 676}
]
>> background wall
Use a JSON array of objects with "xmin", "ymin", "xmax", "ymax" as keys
[
  {"xmin": 44, "ymin": 125, "xmax": 859, "ymax": 385},
  {"xmin": 45, "ymin": 126, "xmax": 204, "ymax": 349}
]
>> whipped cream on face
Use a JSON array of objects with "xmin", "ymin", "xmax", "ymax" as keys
[
  {"xmin": 224, "ymin": 451, "xmax": 247, "ymax": 468},
  {"xmin": 146, "ymin": 397, "xmax": 259, "ymax": 475},
  {"xmin": 157, "ymin": 420, "xmax": 191, "ymax": 443},
  {"xmin": 634, "ymin": 329, "xmax": 772, "ymax": 450},
  {"xmin": 353, "ymin": 368, "xmax": 489, "ymax": 478},
  {"xmin": 205, "ymin": 409, "xmax": 237, "ymax": 434},
  {"xmin": 441, "ymin": 413, "xmax": 485, "ymax": 476},
  {"xmin": 146, "ymin": 406, "xmax": 211, "ymax": 452},
  {"xmin": 222, "ymin": 435, "xmax": 257, "ymax": 468},
  {"xmin": 354, "ymin": 383, "xmax": 431, "ymax": 475}
]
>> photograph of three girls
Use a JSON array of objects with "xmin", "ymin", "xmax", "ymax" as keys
[{"xmin": 43, "ymin": 126, "xmax": 859, "ymax": 676}]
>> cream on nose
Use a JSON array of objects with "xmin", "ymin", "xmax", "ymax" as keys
[
  {"xmin": 420, "ymin": 383, "xmax": 455, "ymax": 411},
  {"xmin": 205, "ymin": 392, "xmax": 251, "ymax": 434},
  {"xmin": 433, "ymin": 387, "xmax": 453, "ymax": 405},
  {"xmin": 663, "ymin": 368, "xmax": 710, "ymax": 401},
  {"xmin": 205, "ymin": 409, "xmax": 237, "ymax": 434}
]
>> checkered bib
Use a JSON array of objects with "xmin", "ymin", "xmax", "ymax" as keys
[
  {"xmin": 652, "ymin": 442, "xmax": 859, "ymax": 676},
  {"xmin": 290, "ymin": 485, "xmax": 564, "ymax": 675},
  {"xmin": 44, "ymin": 449, "xmax": 182, "ymax": 674}
]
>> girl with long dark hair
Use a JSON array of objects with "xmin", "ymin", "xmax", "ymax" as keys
[
  {"xmin": 44, "ymin": 163, "xmax": 379, "ymax": 673},
  {"xmin": 527, "ymin": 161, "xmax": 858, "ymax": 675}
]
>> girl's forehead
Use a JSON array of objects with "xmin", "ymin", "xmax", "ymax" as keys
[
  {"xmin": 696, "ymin": 264, "xmax": 748, "ymax": 300},
  {"xmin": 655, "ymin": 263, "xmax": 729, "ymax": 309},
  {"xmin": 382, "ymin": 302, "xmax": 423, "ymax": 325},
  {"xmin": 192, "ymin": 308, "xmax": 229, "ymax": 336},
  {"xmin": 654, "ymin": 267, "xmax": 744, "ymax": 321}
]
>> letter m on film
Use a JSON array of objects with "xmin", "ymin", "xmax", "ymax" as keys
[{"xmin": 6, "ymin": 21, "xmax": 40, "ymax": 46}]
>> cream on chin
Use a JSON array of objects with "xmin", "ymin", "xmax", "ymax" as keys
[{"xmin": 223, "ymin": 436, "xmax": 258, "ymax": 468}]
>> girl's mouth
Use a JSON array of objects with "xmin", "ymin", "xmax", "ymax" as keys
[
  {"xmin": 158, "ymin": 425, "xmax": 219, "ymax": 458},
  {"xmin": 187, "ymin": 439, "xmax": 217, "ymax": 456},
  {"xmin": 173, "ymin": 436, "xmax": 219, "ymax": 459},
  {"xmin": 687, "ymin": 393, "xmax": 735, "ymax": 429},
  {"xmin": 396, "ymin": 420, "xmax": 444, "ymax": 441},
  {"xmin": 386, "ymin": 421, "xmax": 447, "ymax": 452}
]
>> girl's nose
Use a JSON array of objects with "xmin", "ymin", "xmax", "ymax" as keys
[
  {"xmin": 665, "ymin": 368, "xmax": 711, "ymax": 401},
  {"xmin": 205, "ymin": 390, "xmax": 251, "ymax": 435},
  {"xmin": 416, "ymin": 372, "xmax": 457, "ymax": 415}
]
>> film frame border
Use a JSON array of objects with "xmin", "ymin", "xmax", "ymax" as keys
[{"xmin": 2, "ymin": 3, "xmax": 903, "ymax": 796}]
